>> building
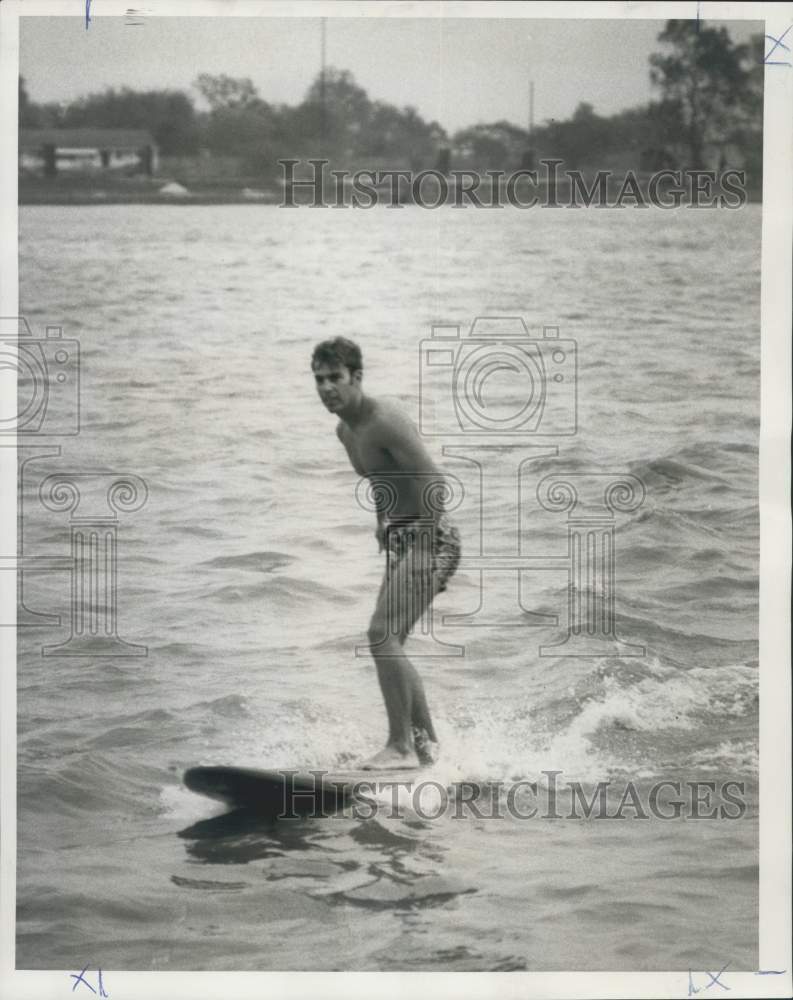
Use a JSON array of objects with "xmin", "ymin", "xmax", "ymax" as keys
[{"xmin": 19, "ymin": 128, "xmax": 158, "ymax": 177}]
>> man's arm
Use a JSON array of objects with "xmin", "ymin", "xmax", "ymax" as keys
[
  {"xmin": 336, "ymin": 421, "xmax": 365, "ymax": 473},
  {"xmin": 375, "ymin": 403, "xmax": 447, "ymax": 517},
  {"xmin": 338, "ymin": 420, "xmax": 389, "ymax": 549}
]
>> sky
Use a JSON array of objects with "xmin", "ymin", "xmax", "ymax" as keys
[{"xmin": 19, "ymin": 14, "xmax": 761, "ymax": 134}]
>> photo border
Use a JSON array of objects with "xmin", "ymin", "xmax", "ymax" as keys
[{"xmin": 1, "ymin": 2, "xmax": 789, "ymax": 998}]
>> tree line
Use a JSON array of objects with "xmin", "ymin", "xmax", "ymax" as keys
[{"xmin": 19, "ymin": 20, "xmax": 762, "ymax": 181}]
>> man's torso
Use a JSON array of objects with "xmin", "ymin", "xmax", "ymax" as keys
[{"xmin": 337, "ymin": 398, "xmax": 425, "ymax": 520}]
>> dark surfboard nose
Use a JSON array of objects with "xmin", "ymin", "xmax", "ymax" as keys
[
  {"xmin": 184, "ymin": 766, "xmax": 245, "ymax": 806},
  {"xmin": 183, "ymin": 765, "xmax": 356, "ymax": 816}
]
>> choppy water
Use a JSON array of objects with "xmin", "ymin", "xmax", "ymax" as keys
[{"xmin": 16, "ymin": 203, "xmax": 759, "ymax": 971}]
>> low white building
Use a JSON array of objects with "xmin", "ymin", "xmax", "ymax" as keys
[{"xmin": 20, "ymin": 128, "xmax": 158, "ymax": 177}]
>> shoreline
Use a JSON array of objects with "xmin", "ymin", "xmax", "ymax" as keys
[
  {"xmin": 19, "ymin": 175, "xmax": 762, "ymax": 207},
  {"xmin": 19, "ymin": 191, "xmax": 764, "ymax": 207}
]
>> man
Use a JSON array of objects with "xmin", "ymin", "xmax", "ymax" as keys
[{"xmin": 312, "ymin": 336, "xmax": 461, "ymax": 770}]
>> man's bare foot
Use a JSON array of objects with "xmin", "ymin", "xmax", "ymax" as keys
[
  {"xmin": 359, "ymin": 744, "xmax": 419, "ymax": 771},
  {"xmin": 412, "ymin": 727, "xmax": 440, "ymax": 766}
]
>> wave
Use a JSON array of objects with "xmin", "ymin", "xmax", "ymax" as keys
[
  {"xmin": 19, "ymin": 752, "xmax": 165, "ymax": 818},
  {"xmin": 166, "ymin": 523, "xmax": 227, "ymax": 539},
  {"xmin": 208, "ymin": 575, "xmax": 352, "ymax": 605},
  {"xmin": 629, "ymin": 457, "xmax": 730, "ymax": 491},
  {"xmin": 186, "ymin": 694, "xmax": 251, "ymax": 719},
  {"xmin": 199, "ymin": 550, "xmax": 295, "ymax": 572},
  {"xmin": 628, "ymin": 439, "xmax": 756, "ymax": 483}
]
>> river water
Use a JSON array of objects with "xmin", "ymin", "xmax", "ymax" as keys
[{"xmin": 16, "ymin": 202, "xmax": 759, "ymax": 971}]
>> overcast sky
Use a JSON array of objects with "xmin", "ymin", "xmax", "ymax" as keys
[{"xmin": 20, "ymin": 15, "xmax": 761, "ymax": 134}]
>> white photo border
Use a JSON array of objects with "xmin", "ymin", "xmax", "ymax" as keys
[{"xmin": 0, "ymin": 2, "xmax": 790, "ymax": 998}]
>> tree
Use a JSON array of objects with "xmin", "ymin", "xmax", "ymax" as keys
[
  {"xmin": 302, "ymin": 67, "xmax": 372, "ymax": 157},
  {"xmin": 19, "ymin": 76, "xmax": 34, "ymax": 126},
  {"xmin": 191, "ymin": 75, "xmax": 277, "ymax": 170},
  {"xmin": 194, "ymin": 74, "xmax": 262, "ymax": 112},
  {"xmin": 649, "ymin": 20, "xmax": 754, "ymax": 169},
  {"xmin": 532, "ymin": 105, "xmax": 613, "ymax": 171},
  {"xmin": 294, "ymin": 68, "xmax": 445, "ymax": 168},
  {"xmin": 452, "ymin": 120, "xmax": 528, "ymax": 171},
  {"xmin": 18, "ymin": 76, "xmax": 66, "ymax": 128},
  {"xmin": 61, "ymin": 87, "xmax": 201, "ymax": 155},
  {"xmin": 362, "ymin": 102, "xmax": 446, "ymax": 169}
]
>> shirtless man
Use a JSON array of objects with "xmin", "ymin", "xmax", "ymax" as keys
[{"xmin": 312, "ymin": 337, "xmax": 461, "ymax": 769}]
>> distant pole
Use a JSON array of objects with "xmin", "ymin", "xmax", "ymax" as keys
[
  {"xmin": 320, "ymin": 17, "xmax": 327, "ymax": 141},
  {"xmin": 529, "ymin": 79, "xmax": 535, "ymax": 138}
]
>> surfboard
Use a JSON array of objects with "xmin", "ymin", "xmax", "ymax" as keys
[{"xmin": 183, "ymin": 764, "xmax": 426, "ymax": 817}]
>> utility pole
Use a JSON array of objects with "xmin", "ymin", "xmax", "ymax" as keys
[
  {"xmin": 529, "ymin": 79, "xmax": 535, "ymax": 139},
  {"xmin": 320, "ymin": 17, "xmax": 327, "ymax": 142}
]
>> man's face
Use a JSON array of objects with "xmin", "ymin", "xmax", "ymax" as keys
[{"xmin": 313, "ymin": 363, "xmax": 361, "ymax": 413}]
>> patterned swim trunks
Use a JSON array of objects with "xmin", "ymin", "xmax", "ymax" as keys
[{"xmin": 384, "ymin": 514, "xmax": 461, "ymax": 593}]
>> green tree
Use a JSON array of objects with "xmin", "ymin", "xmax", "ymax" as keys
[{"xmin": 649, "ymin": 20, "xmax": 754, "ymax": 168}]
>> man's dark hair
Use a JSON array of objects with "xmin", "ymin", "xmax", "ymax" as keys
[{"xmin": 311, "ymin": 337, "xmax": 363, "ymax": 374}]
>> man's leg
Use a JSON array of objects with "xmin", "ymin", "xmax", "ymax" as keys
[
  {"xmin": 396, "ymin": 579, "xmax": 440, "ymax": 744},
  {"xmin": 361, "ymin": 561, "xmax": 440, "ymax": 769}
]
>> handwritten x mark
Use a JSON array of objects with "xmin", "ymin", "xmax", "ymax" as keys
[
  {"xmin": 689, "ymin": 963, "xmax": 730, "ymax": 995},
  {"xmin": 765, "ymin": 25, "xmax": 792, "ymax": 65},
  {"xmin": 70, "ymin": 966, "xmax": 96, "ymax": 994},
  {"xmin": 704, "ymin": 963, "xmax": 730, "ymax": 990}
]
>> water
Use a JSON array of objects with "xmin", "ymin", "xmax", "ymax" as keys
[{"xmin": 16, "ymin": 203, "xmax": 759, "ymax": 970}]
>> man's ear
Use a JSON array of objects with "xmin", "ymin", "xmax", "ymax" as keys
[{"xmin": 353, "ymin": 369, "xmax": 363, "ymax": 385}]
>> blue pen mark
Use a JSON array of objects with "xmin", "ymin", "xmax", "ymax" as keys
[
  {"xmin": 764, "ymin": 25, "xmax": 792, "ymax": 65},
  {"xmin": 70, "ymin": 967, "xmax": 108, "ymax": 997},
  {"xmin": 85, "ymin": 0, "xmax": 92, "ymax": 31},
  {"xmin": 696, "ymin": 1, "xmax": 701, "ymax": 32},
  {"xmin": 688, "ymin": 964, "xmax": 730, "ymax": 995},
  {"xmin": 756, "ymin": 969, "xmax": 786, "ymax": 975},
  {"xmin": 704, "ymin": 964, "xmax": 730, "ymax": 990}
]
